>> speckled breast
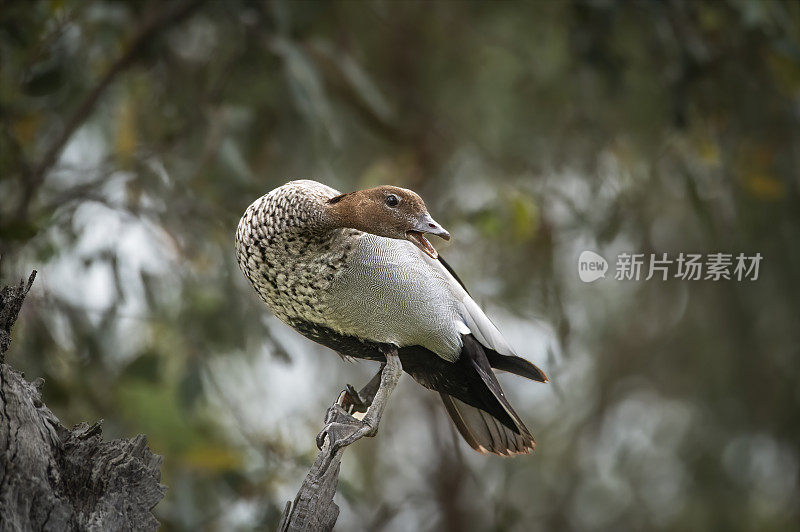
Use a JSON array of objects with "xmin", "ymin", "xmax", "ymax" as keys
[{"xmin": 235, "ymin": 182, "xmax": 355, "ymax": 328}]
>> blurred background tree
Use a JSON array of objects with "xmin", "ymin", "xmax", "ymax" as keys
[{"xmin": 2, "ymin": 0, "xmax": 799, "ymax": 530}]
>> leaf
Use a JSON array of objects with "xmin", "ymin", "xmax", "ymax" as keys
[
  {"xmin": 178, "ymin": 363, "xmax": 204, "ymax": 410},
  {"xmin": 745, "ymin": 173, "xmax": 785, "ymax": 201},
  {"xmin": 12, "ymin": 113, "xmax": 42, "ymax": 144},
  {"xmin": 122, "ymin": 350, "xmax": 161, "ymax": 383},
  {"xmin": 310, "ymin": 40, "xmax": 394, "ymax": 124},
  {"xmin": 271, "ymin": 36, "xmax": 340, "ymax": 145},
  {"xmin": 0, "ymin": 220, "xmax": 40, "ymax": 242},
  {"xmin": 219, "ymin": 138, "xmax": 252, "ymax": 182},
  {"xmin": 510, "ymin": 194, "xmax": 539, "ymax": 241},
  {"xmin": 182, "ymin": 444, "xmax": 242, "ymax": 472},
  {"xmin": 23, "ymin": 63, "xmax": 65, "ymax": 96},
  {"xmin": 115, "ymin": 96, "xmax": 137, "ymax": 163}
]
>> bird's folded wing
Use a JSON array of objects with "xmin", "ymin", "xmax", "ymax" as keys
[{"xmin": 426, "ymin": 254, "xmax": 518, "ymax": 358}]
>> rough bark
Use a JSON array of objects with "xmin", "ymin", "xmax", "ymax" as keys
[
  {"xmin": 278, "ymin": 435, "xmax": 343, "ymax": 532},
  {"xmin": 280, "ymin": 357, "xmax": 399, "ymax": 531},
  {"xmin": 279, "ymin": 400, "xmax": 374, "ymax": 531},
  {"xmin": 0, "ymin": 272, "xmax": 166, "ymax": 531}
]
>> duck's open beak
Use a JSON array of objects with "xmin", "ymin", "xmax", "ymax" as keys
[{"xmin": 406, "ymin": 213, "xmax": 450, "ymax": 259}]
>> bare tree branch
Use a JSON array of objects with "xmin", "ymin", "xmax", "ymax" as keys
[
  {"xmin": 278, "ymin": 406, "xmax": 346, "ymax": 532},
  {"xmin": 280, "ymin": 354, "xmax": 401, "ymax": 531}
]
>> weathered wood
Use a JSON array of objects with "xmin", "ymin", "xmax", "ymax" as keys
[
  {"xmin": 278, "ymin": 433, "xmax": 343, "ymax": 532},
  {"xmin": 279, "ymin": 356, "xmax": 401, "ymax": 532},
  {"xmin": 0, "ymin": 272, "xmax": 166, "ymax": 531},
  {"xmin": 0, "ymin": 271, "xmax": 35, "ymax": 364},
  {"xmin": 278, "ymin": 401, "xmax": 358, "ymax": 531},
  {"xmin": 278, "ymin": 401, "xmax": 370, "ymax": 531}
]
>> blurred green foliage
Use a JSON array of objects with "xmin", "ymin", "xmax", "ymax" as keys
[{"xmin": 2, "ymin": 0, "xmax": 800, "ymax": 530}]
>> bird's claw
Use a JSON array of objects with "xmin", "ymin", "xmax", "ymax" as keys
[
  {"xmin": 315, "ymin": 404, "xmax": 377, "ymax": 453},
  {"xmin": 339, "ymin": 384, "xmax": 368, "ymax": 414}
]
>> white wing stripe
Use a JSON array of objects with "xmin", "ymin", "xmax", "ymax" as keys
[
  {"xmin": 459, "ymin": 295, "xmax": 515, "ymax": 357},
  {"xmin": 421, "ymin": 252, "xmax": 517, "ymax": 357}
]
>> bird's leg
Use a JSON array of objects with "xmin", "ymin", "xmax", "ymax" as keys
[
  {"xmin": 316, "ymin": 347, "xmax": 402, "ymax": 455},
  {"xmin": 339, "ymin": 363, "xmax": 385, "ymax": 414}
]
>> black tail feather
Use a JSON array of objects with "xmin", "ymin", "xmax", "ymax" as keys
[
  {"xmin": 397, "ymin": 334, "xmax": 542, "ymax": 456},
  {"xmin": 485, "ymin": 350, "xmax": 548, "ymax": 382},
  {"xmin": 440, "ymin": 393, "xmax": 534, "ymax": 455},
  {"xmin": 441, "ymin": 334, "xmax": 536, "ymax": 455}
]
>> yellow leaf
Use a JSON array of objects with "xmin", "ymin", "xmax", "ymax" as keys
[
  {"xmin": 768, "ymin": 49, "xmax": 800, "ymax": 98},
  {"xmin": 745, "ymin": 174, "xmax": 784, "ymax": 201},
  {"xmin": 697, "ymin": 137, "xmax": 720, "ymax": 166},
  {"xmin": 13, "ymin": 114, "xmax": 41, "ymax": 144},
  {"xmin": 182, "ymin": 445, "xmax": 243, "ymax": 472},
  {"xmin": 115, "ymin": 96, "xmax": 137, "ymax": 162},
  {"xmin": 510, "ymin": 194, "xmax": 539, "ymax": 241}
]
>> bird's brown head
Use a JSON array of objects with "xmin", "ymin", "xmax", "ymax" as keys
[{"xmin": 324, "ymin": 185, "xmax": 450, "ymax": 258}]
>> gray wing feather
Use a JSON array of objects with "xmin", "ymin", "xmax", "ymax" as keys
[
  {"xmin": 327, "ymin": 235, "xmax": 525, "ymax": 363},
  {"xmin": 421, "ymin": 253, "xmax": 518, "ymax": 358}
]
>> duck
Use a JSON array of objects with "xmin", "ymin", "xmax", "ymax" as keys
[{"xmin": 235, "ymin": 179, "xmax": 547, "ymax": 456}]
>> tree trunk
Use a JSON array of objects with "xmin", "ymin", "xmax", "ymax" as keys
[{"xmin": 0, "ymin": 272, "xmax": 166, "ymax": 531}]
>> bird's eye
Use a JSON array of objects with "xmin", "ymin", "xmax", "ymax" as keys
[{"xmin": 385, "ymin": 194, "xmax": 399, "ymax": 207}]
